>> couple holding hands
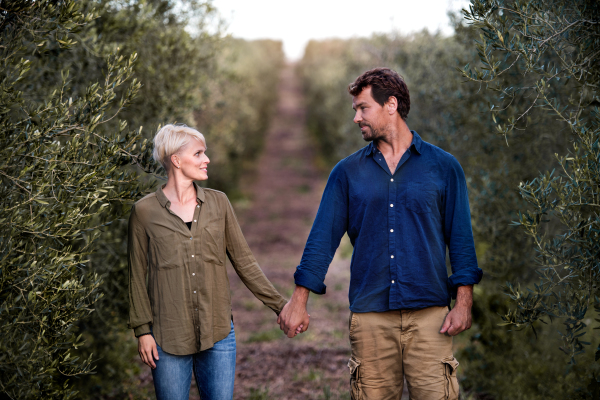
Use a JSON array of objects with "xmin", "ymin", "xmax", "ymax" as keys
[{"xmin": 128, "ymin": 68, "xmax": 483, "ymax": 400}]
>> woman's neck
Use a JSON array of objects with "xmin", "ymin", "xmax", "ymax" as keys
[{"xmin": 162, "ymin": 173, "xmax": 196, "ymax": 206}]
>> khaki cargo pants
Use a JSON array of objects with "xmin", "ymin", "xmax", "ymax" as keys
[{"xmin": 348, "ymin": 307, "xmax": 459, "ymax": 400}]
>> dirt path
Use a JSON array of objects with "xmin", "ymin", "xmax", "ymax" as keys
[{"xmin": 222, "ymin": 64, "xmax": 354, "ymax": 400}]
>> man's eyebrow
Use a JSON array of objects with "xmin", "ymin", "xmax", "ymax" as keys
[{"xmin": 352, "ymin": 101, "xmax": 366, "ymax": 110}]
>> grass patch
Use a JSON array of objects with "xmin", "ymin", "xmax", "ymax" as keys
[
  {"xmin": 337, "ymin": 233, "xmax": 353, "ymax": 259},
  {"xmin": 297, "ymin": 183, "xmax": 311, "ymax": 193},
  {"xmin": 243, "ymin": 300, "xmax": 257, "ymax": 311},
  {"xmin": 332, "ymin": 329, "xmax": 345, "ymax": 339},
  {"xmin": 325, "ymin": 301, "xmax": 347, "ymax": 312},
  {"xmin": 295, "ymin": 367, "xmax": 323, "ymax": 382},
  {"xmin": 321, "ymin": 385, "xmax": 332, "ymax": 400},
  {"xmin": 248, "ymin": 386, "xmax": 270, "ymax": 400},
  {"xmin": 246, "ymin": 327, "xmax": 284, "ymax": 343}
]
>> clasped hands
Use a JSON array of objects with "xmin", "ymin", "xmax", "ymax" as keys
[{"xmin": 277, "ymin": 285, "xmax": 311, "ymax": 338}]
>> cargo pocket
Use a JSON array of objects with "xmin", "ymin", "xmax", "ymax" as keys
[
  {"xmin": 442, "ymin": 356, "xmax": 459, "ymax": 400},
  {"xmin": 348, "ymin": 357, "xmax": 362, "ymax": 400}
]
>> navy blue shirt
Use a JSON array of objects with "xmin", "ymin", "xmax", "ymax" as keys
[{"xmin": 294, "ymin": 131, "xmax": 482, "ymax": 312}]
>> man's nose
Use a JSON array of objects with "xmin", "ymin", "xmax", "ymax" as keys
[{"xmin": 353, "ymin": 111, "xmax": 361, "ymax": 124}]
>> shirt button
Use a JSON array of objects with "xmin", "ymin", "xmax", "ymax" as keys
[
  {"xmin": 391, "ymin": 255, "xmax": 394, "ymax": 259},
  {"xmin": 390, "ymin": 204, "xmax": 394, "ymax": 207},
  {"xmin": 194, "ymin": 220, "xmax": 197, "ymax": 222},
  {"xmin": 391, "ymin": 280, "xmax": 395, "ymax": 283},
  {"xmin": 195, "ymin": 308, "xmax": 198, "ymax": 311},
  {"xmin": 192, "ymin": 255, "xmax": 194, "ymax": 257},
  {"xmin": 391, "ymin": 178, "xmax": 394, "ymax": 182},
  {"xmin": 194, "ymin": 291, "xmax": 196, "ymax": 293},
  {"xmin": 197, "ymin": 205, "xmax": 200, "ymax": 208},
  {"xmin": 190, "ymin": 237, "xmax": 193, "ymax": 240},
  {"xmin": 192, "ymin": 273, "xmax": 195, "ymax": 276},
  {"xmin": 390, "ymin": 229, "xmax": 394, "ymax": 233}
]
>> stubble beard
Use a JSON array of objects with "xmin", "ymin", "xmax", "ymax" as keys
[{"xmin": 360, "ymin": 124, "xmax": 383, "ymax": 142}]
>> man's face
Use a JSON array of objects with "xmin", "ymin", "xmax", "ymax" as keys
[{"xmin": 352, "ymin": 86, "xmax": 388, "ymax": 142}]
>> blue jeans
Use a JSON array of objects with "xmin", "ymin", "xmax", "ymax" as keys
[{"xmin": 151, "ymin": 322, "xmax": 236, "ymax": 400}]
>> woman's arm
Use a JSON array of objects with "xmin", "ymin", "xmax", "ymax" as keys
[
  {"xmin": 128, "ymin": 206, "xmax": 159, "ymax": 368},
  {"xmin": 223, "ymin": 198, "xmax": 287, "ymax": 314},
  {"xmin": 127, "ymin": 206, "xmax": 153, "ymax": 335}
]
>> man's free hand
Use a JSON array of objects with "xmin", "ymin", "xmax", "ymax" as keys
[
  {"xmin": 277, "ymin": 285, "xmax": 310, "ymax": 338},
  {"xmin": 440, "ymin": 285, "xmax": 473, "ymax": 336},
  {"xmin": 138, "ymin": 334, "xmax": 159, "ymax": 369}
]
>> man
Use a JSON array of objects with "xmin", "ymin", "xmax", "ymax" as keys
[{"xmin": 278, "ymin": 68, "xmax": 483, "ymax": 399}]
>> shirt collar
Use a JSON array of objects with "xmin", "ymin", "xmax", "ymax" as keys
[
  {"xmin": 156, "ymin": 182, "xmax": 206, "ymax": 208},
  {"xmin": 366, "ymin": 130, "xmax": 423, "ymax": 156},
  {"xmin": 411, "ymin": 130, "xmax": 423, "ymax": 155}
]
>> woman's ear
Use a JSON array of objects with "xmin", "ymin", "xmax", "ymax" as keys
[{"xmin": 170, "ymin": 154, "xmax": 180, "ymax": 169}]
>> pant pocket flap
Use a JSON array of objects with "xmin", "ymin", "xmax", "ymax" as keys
[
  {"xmin": 441, "ymin": 356, "xmax": 459, "ymax": 372},
  {"xmin": 348, "ymin": 357, "xmax": 361, "ymax": 374}
]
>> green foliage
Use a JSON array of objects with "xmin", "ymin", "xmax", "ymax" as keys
[
  {"xmin": 0, "ymin": 1, "xmax": 156, "ymax": 398},
  {"xmin": 21, "ymin": 0, "xmax": 220, "ymax": 130},
  {"xmin": 460, "ymin": 0, "xmax": 600, "ymax": 366},
  {"xmin": 196, "ymin": 38, "xmax": 285, "ymax": 194},
  {"xmin": 0, "ymin": 1, "xmax": 285, "ymax": 397}
]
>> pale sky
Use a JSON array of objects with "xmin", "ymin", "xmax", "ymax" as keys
[{"xmin": 211, "ymin": 0, "xmax": 471, "ymax": 60}]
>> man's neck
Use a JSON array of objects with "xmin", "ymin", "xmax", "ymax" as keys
[{"xmin": 374, "ymin": 119, "xmax": 412, "ymax": 157}]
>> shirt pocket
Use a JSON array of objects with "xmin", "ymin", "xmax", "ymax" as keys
[
  {"xmin": 202, "ymin": 226, "xmax": 224, "ymax": 265},
  {"xmin": 149, "ymin": 233, "xmax": 181, "ymax": 270},
  {"xmin": 405, "ymin": 180, "xmax": 439, "ymax": 214}
]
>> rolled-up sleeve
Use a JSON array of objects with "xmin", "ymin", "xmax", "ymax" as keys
[
  {"xmin": 294, "ymin": 163, "xmax": 348, "ymax": 295},
  {"xmin": 224, "ymin": 197, "xmax": 287, "ymax": 315},
  {"xmin": 127, "ymin": 205, "xmax": 152, "ymax": 336},
  {"xmin": 444, "ymin": 157, "xmax": 483, "ymax": 293}
]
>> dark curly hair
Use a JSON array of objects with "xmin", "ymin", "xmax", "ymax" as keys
[{"xmin": 348, "ymin": 68, "xmax": 410, "ymax": 120}]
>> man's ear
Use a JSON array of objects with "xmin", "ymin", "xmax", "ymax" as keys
[{"xmin": 386, "ymin": 96, "xmax": 398, "ymax": 115}]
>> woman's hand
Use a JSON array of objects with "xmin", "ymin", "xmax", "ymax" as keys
[{"xmin": 138, "ymin": 335, "xmax": 159, "ymax": 369}]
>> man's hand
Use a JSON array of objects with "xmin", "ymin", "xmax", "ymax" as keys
[
  {"xmin": 138, "ymin": 334, "xmax": 159, "ymax": 369},
  {"xmin": 278, "ymin": 285, "xmax": 310, "ymax": 338},
  {"xmin": 440, "ymin": 285, "xmax": 473, "ymax": 336}
]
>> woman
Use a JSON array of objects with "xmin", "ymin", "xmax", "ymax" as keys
[{"xmin": 128, "ymin": 124, "xmax": 294, "ymax": 399}]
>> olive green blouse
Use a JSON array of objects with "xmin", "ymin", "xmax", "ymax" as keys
[{"xmin": 128, "ymin": 183, "xmax": 287, "ymax": 355}]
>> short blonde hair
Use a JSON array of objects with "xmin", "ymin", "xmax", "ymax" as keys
[{"xmin": 153, "ymin": 124, "xmax": 206, "ymax": 170}]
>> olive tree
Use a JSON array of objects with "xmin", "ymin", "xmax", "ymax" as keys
[
  {"xmin": 460, "ymin": 0, "xmax": 599, "ymax": 364},
  {"xmin": 0, "ymin": 1, "xmax": 155, "ymax": 398}
]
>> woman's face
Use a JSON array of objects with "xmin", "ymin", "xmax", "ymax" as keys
[{"xmin": 174, "ymin": 138, "xmax": 210, "ymax": 181}]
